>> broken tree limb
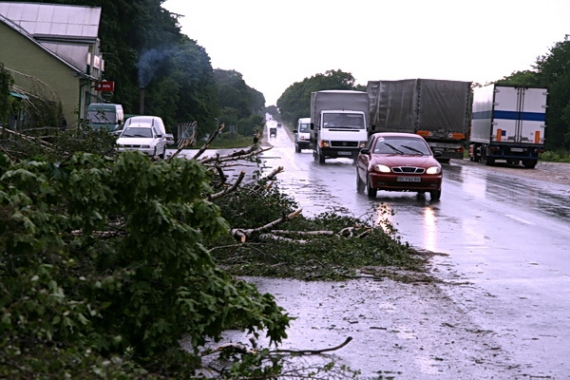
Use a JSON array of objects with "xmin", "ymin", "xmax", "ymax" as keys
[
  {"xmin": 211, "ymin": 165, "xmax": 228, "ymax": 188},
  {"xmin": 258, "ymin": 233, "xmax": 307, "ymax": 244},
  {"xmin": 192, "ymin": 123, "xmax": 225, "ymax": 160},
  {"xmin": 0, "ymin": 126, "xmax": 57, "ymax": 151},
  {"xmin": 208, "ymin": 170, "xmax": 246, "ymax": 201},
  {"xmin": 200, "ymin": 145, "xmax": 272, "ymax": 165},
  {"xmin": 272, "ymin": 336, "xmax": 353, "ymax": 355},
  {"xmin": 230, "ymin": 209, "xmax": 303, "ymax": 242},
  {"xmin": 268, "ymin": 230, "xmax": 335, "ymax": 236},
  {"xmin": 264, "ymin": 166, "xmax": 284, "ymax": 181}
]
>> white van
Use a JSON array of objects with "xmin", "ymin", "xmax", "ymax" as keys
[
  {"xmin": 294, "ymin": 117, "xmax": 312, "ymax": 153},
  {"xmin": 86, "ymin": 103, "xmax": 124, "ymax": 132},
  {"xmin": 115, "ymin": 116, "xmax": 167, "ymax": 158}
]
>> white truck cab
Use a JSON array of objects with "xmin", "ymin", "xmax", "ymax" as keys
[{"xmin": 310, "ymin": 90, "xmax": 370, "ymax": 164}]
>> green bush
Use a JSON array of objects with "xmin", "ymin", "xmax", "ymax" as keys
[
  {"xmin": 0, "ymin": 151, "xmax": 291, "ymax": 379},
  {"xmin": 540, "ymin": 149, "xmax": 570, "ymax": 162}
]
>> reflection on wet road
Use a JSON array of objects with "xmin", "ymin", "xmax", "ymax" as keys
[{"xmin": 259, "ymin": 124, "xmax": 570, "ymax": 378}]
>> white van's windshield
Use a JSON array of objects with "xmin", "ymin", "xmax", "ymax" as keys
[
  {"xmin": 299, "ymin": 123, "xmax": 310, "ymax": 132},
  {"xmin": 323, "ymin": 113, "xmax": 364, "ymax": 129},
  {"xmin": 120, "ymin": 127, "xmax": 153, "ymax": 138},
  {"xmin": 87, "ymin": 109, "xmax": 117, "ymax": 123}
]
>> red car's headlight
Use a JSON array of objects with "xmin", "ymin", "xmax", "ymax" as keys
[
  {"xmin": 373, "ymin": 164, "xmax": 391, "ymax": 173},
  {"xmin": 426, "ymin": 166, "xmax": 441, "ymax": 174}
]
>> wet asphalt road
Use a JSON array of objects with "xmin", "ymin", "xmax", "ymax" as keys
[
  {"xmin": 251, "ymin": 121, "xmax": 570, "ymax": 379},
  {"xmin": 172, "ymin": 124, "xmax": 570, "ymax": 378}
]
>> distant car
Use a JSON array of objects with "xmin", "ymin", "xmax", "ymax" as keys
[
  {"xmin": 356, "ymin": 132, "xmax": 443, "ymax": 200},
  {"xmin": 164, "ymin": 133, "xmax": 175, "ymax": 146},
  {"xmin": 269, "ymin": 127, "xmax": 277, "ymax": 137},
  {"xmin": 277, "ymin": 123, "xmax": 282, "ymax": 128},
  {"xmin": 116, "ymin": 116, "xmax": 167, "ymax": 158}
]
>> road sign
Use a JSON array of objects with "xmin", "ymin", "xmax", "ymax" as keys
[{"xmin": 95, "ymin": 81, "xmax": 115, "ymax": 92}]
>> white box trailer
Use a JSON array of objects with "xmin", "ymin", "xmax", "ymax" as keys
[{"xmin": 469, "ymin": 84, "xmax": 547, "ymax": 168}]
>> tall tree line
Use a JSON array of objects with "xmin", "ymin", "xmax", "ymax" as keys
[
  {"xmin": 277, "ymin": 69, "xmax": 358, "ymax": 126},
  {"xmin": 16, "ymin": 0, "xmax": 264, "ymax": 137}
]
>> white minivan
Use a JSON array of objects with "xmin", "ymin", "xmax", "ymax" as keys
[
  {"xmin": 294, "ymin": 117, "xmax": 312, "ymax": 153},
  {"xmin": 115, "ymin": 116, "xmax": 167, "ymax": 158}
]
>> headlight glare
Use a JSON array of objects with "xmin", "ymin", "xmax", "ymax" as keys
[
  {"xmin": 426, "ymin": 166, "xmax": 441, "ymax": 174},
  {"xmin": 373, "ymin": 164, "xmax": 391, "ymax": 173}
]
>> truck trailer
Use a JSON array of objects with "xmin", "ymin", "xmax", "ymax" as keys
[
  {"xmin": 310, "ymin": 90, "xmax": 370, "ymax": 164},
  {"xmin": 367, "ymin": 78, "xmax": 472, "ymax": 161},
  {"xmin": 469, "ymin": 84, "xmax": 547, "ymax": 168}
]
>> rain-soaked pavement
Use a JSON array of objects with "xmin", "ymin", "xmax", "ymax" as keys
[{"xmin": 175, "ymin": 122, "xmax": 570, "ymax": 379}]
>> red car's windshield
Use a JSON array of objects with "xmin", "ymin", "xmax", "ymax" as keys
[{"xmin": 373, "ymin": 137, "xmax": 432, "ymax": 155}]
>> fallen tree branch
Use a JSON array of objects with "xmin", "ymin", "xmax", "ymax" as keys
[
  {"xmin": 209, "ymin": 170, "xmax": 246, "ymax": 200},
  {"xmin": 211, "ymin": 165, "xmax": 228, "ymax": 188},
  {"xmin": 192, "ymin": 123, "xmax": 225, "ymax": 160},
  {"xmin": 272, "ymin": 336, "xmax": 353, "ymax": 355},
  {"xmin": 0, "ymin": 126, "xmax": 57, "ymax": 151},
  {"xmin": 200, "ymin": 145, "xmax": 272, "ymax": 165},
  {"xmin": 258, "ymin": 233, "xmax": 307, "ymax": 244},
  {"xmin": 264, "ymin": 166, "xmax": 284, "ymax": 181},
  {"xmin": 201, "ymin": 336, "xmax": 353, "ymax": 358},
  {"xmin": 230, "ymin": 209, "xmax": 303, "ymax": 242},
  {"xmin": 268, "ymin": 230, "xmax": 335, "ymax": 236}
]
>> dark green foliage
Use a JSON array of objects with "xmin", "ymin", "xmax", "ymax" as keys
[
  {"xmin": 19, "ymin": 0, "xmax": 222, "ymax": 138},
  {"xmin": 214, "ymin": 69, "xmax": 266, "ymax": 137},
  {"xmin": 0, "ymin": 152, "xmax": 291, "ymax": 378},
  {"xmin": 215, "ymin": 181, "xmax": 299, "ymax": 229},
  {"xmin": 535, "ymin": 38, "xmax": 570, "ymax": 149},
  {"xmin": 0, "ymin": 126, "xmax": 117, "ymax": 162},
  {"xmin": 277, "ymin": 70, "xmax": 358, "ymax": 126},
  {"xmin": 211, "ymin": 182, "xmax": 425, "ymax": 281},
  {"xmin": 0, "ymin": 63, "xmax": 14, "ymax": 125}
]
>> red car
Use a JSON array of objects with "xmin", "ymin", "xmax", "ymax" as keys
[{"xmin": 356, "ymin": 132, "xmax": 443, "ymax": 200}]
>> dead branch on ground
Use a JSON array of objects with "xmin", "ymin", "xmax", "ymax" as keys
[
  {"xmin": 201, "ymin": 336, "xmax": 353, "ymax": 358},
  {"xmin": 208, "ymin": 171, "xmax": 246, "ymax": 200},
  {"xmin": 230, "ymin": 209, "xmax": 303, "ymax": 243}
]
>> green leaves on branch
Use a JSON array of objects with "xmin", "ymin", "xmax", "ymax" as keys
[{"xmin": 0, "ymin": 151, "xmax": 291, "ymax": 378}]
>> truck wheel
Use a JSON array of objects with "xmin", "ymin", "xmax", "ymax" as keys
[
  {"xmin": 295, "ymin": 144, "xmax": 301, "ymax": 153},
  {"xmin": 430, "ymin": 190, "xmax": 441, "ymax": 201},
  {"xmin": 481, "ymin": 148, "xmax": 494, "ymax": 166},
  {"xmin": 318, "ymin": 151, "xmax": 325, "ymax": 164},
  {"xmin": 356, "ymin": 169, "xmax": 365, "ymax": 193},
  {"xmin": 366, "ymin": 178, "xmax": 377, "ymax": 199},
  {"xmin": 523, "ymin": 159, "xmax": 537, "ymax": 169}
]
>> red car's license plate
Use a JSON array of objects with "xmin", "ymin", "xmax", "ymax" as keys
[{"xmin": 397, "ymin": 176, "xmax": 421, "ymax": 182}]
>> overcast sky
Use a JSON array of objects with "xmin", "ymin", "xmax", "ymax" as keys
[{"xmin": 162, "ymin": 0, "xmax": 570, "ymax": 106}]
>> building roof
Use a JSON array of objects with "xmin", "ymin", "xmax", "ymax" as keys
[
  {"xmin": 0, "ymin": 2, "xmax": 100, "ymax": 40},
  {"xmin": 0, "ymin": 2, "xmax": 102, "ymax": 77}
]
